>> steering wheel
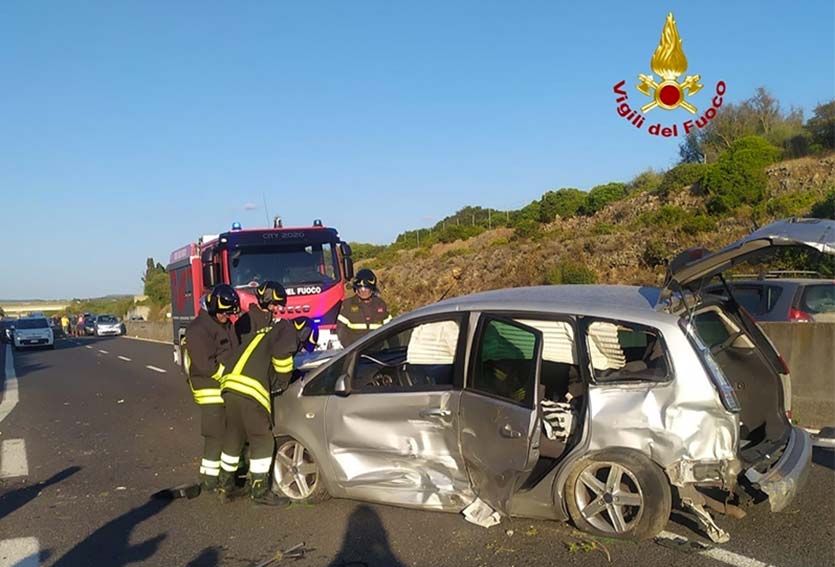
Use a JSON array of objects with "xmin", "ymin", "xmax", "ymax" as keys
[{"xmin": 370, "ymin": 372, "xmax": 394, "ymax": 387}]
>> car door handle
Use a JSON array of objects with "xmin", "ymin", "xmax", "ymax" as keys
[
  {"xmin": 420, "ymin": 408, "xmax": 451, "ymax": 418},
  {"xmin": 500, "ymin": 424, "xmax": 523, "ymax": 439}
]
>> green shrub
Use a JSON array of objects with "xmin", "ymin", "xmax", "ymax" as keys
[
  {"xmin": 703, "ymin": 136, "xmax": 782, "ymax": 215},
  {"xmin": 591, "ymin": 222, "xmax": 615, "ymax": 235},
  {"xmin": 811, "ymin": 190, "xmax": 835, "ymax": 219},
  {"xmin": 657, "ymin": 163, "xmax": 707, "ymax": 197},
  {"xmin": 681, "ymin": 214, "xmax": 716, "ymax": 235},
  {"xmin": 538, "ymin": 188, "xmax": 586, "ymax": 222},
  {"xmin": 642, "ymin": 239, "xmax": 669, "ymax": 268},
  {"xmin": 639, "ymin": 205, "xmax": 689, "ymax": 228},
  {"xmin": 489, "ymin": 237, "xmax": 509, "ymax": 247},
  {"xmin": 580, "ymin": 183, "xmax": 628, "ymax": 215},
  {"xmin": 761, "ymin": 192, "xmax": 821, "ymax": 218},
  {"xmin": 545, "ymin": 261, "xmax": 597, "ymax": 284},
  {"xmin": 512, "ymin": 219, "xmax": 540, "ymax": 240},
  {"xmin": 628, "ymin": 169, "xmax": 664, "ymax": 194}
]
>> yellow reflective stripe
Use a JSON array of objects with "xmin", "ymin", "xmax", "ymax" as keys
[
  {"xmin": 211, "ymin": 363, "xmax": 225, "ymax": 380},
  {"xmin": 221, "ymin": 374, "xmax": 271, "ymax": 413},
  {"xmin": 382, "ymin": 315, "xmax": 392, "ymax": 324},
  {"xmin": 341, "ymin": 319, "xmax": 368, "ymax": 330},
  {"xmin": 337, "ymin": 314, "xmax": 352, "ymax": 324},
  {"xmin": 188, "ymin": 379, "xmax": 224, "ymax": 405},
  {"xmin": 271, "ymin": 356, "xmax": 293, "ymax": 373},
  {"xmin": 367, "ymin": 323, "xmax": 384, "ymax": 330},
  {"xmin": 184, "ymin": 351, "xmax": 191, "ymax": 375},
  {"xmin": 231, "ymin": 332, "xmax": 267, "ymax": 375}
]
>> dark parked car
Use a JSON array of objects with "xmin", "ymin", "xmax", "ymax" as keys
[
  {"xmin": 83, "ymin": 317, "xmax": 98, "ymax": 336},
  {"xmin": 706, "ymin": 274, "xmax": 835, "ymax": 322}
]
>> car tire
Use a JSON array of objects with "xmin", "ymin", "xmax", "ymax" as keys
[
  {"xmin": 565, "ymin": 448, "xmax": 671, "ymax": 541},
  {"xmin": 272, "ymin": 436, "xmax": 330, "ymax": 503}
]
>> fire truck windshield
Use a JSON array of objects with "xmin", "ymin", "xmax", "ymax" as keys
[{"xmin": 229, "ymin": 243, "xmax": 341, "ymax": 289}]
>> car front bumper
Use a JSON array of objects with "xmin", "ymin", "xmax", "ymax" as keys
[
  {"xmin": 15, "ymin": 337, "xmax": 52, "ymax": 347},
  {"xmin": 96, "ymin": 328, "xmax": 121, "ymax": 335},
  {"xmin": 744, "ymin": 426, "xmax": 812, "ymax": 512}
]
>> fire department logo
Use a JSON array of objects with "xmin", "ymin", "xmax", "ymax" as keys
[
  {"xmin": 611, "ymin": 12, "xmax": 726, "ymax": 138},
  {"xmin": 637, "ymin": 12, "xmax": 702, "ymax": 114}
]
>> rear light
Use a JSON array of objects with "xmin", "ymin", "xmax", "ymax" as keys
[
  {"xmin": 785, "ymin": 409, "xmax": 793, "ymax": 421},
  {"xmin": 788, "ymin": 308, "xmax": 813, "ymax": 322}
]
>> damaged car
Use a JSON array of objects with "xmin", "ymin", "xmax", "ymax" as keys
[{"xmin": 272, "ymin": 218, "xmax": 832, "ymax": 542}]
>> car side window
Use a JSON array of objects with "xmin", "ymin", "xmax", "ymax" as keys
[
  {"xmin": 352, "ymin": 317, "xmax": 463, "ymax": 393},
  {"xmin": 586, "ymin": 320, "xmax": 669, "ymax": 383},
  {"xmin": 471, "ymin": 318, "xmax": 539, "ymax": 408},
  {"xmin": 764, "ymin": 285, "xmax": 783, "ymax": 313},
  {"xmin": 303, "ymin": 356, "xmax": 349, "ymax": 396},
  {"xmin": 732, "ymin": 285, "xmax": 764, "ymax": 315}
]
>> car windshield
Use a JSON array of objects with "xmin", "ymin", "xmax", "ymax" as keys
[
  {"xmin": 800, "ymin": 283, "xmax": 835, "ymax": 314},
  {"xmin": 98, "ymin": 316, "xmax": 117, "ymax": 323},
  {"xmin": 17, "ymin": 318, "xmax": 49, "ymax": 330},
  {"xmin": 229, "ymin": 243, "xmax": 340, "ymax": 288}
]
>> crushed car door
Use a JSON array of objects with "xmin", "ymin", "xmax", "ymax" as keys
[
  {"xmin": 324, "ymin": 315, "xmax": 472, "ymax": 510},
  {"xmin": 459, "ymin": 315, "xmax": 543, "ymax": 516}
]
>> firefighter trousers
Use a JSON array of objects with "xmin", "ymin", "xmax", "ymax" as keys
[
  {"xmin": 220, "ymin": 392, "xmax": 274, "ymax": 477},
  {"xmin": 198, "ymin": 404, "xmax": 226, "ymax": 478}
]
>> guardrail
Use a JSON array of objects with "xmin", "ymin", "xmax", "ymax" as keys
[{"xmin": 760, "ymin": 322, "xmax": 835, "ymax": 429}]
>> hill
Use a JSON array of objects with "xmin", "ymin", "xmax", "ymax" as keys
[{"xmin": 363, "ymin": 154, "xmax": 835, "ymax": 315}]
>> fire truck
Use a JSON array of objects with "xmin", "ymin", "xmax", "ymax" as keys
[{"xmin": 167, "ymin": 219, "xmax": 354, "ymax": 364}]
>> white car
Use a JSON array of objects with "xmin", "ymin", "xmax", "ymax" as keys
[
  {"xmin": 94, "ymin": 315, "xmax": 123, "ymax": 336},
  {"xmin": 14, "ymin": 317, "xmax": 54, "ymax": 350}
]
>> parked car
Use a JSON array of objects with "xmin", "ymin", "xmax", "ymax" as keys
[
  {"xmin": 94, "ymin": 315, "xmax": 123, "ymax": 336},
  {"xmin": 13, "ymin": 316, "xmax": 54, "ymax": 350},
  {"xmin": 1, "ymin": 320, "xmax": 15, "ymax": 344},
  {"xmin": 705, "ymin": 274, "xmax": 835, "ymax": 322},
  {"xmin": 273, "ymin": 218, "xmax": 830, "ymax": 542},
  {"xmin": 83, "ymin": 316, "xmax": 98, "ymax": 336}
]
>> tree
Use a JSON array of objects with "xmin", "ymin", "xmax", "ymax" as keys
[
  {"xmin": 580, "ymin": 182, "xmax": 628, "ymax": 215},
  {"xmin": 142, "ymin": 257, "xmax": 170, "ymax": 306},
  {"xmin": 805, "ymin": 101, "xmax": 835, "ymax": 150},
  {"xmin": 702, "ymin": 136, "xmax": 782, "ymax": 214},
  {"xmin": 628, "ymin": 169, "xmax": 664, "ymax": 194},
  {"xmin": 0, "ymin": 306, "xmax": 5, "ymax": 318},
  {"xmin": 538, "ymin": 188, "xmax": 586, "ymax": 222}
]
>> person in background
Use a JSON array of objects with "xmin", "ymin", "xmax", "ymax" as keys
[{"xmin": 336, "ymin": 268, "xmax": 392, "ymax": 347}]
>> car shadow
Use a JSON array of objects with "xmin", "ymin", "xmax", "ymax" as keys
[
  {"xmin": 51, "ymin": 496, "xmax": 172, "ymax": 567},
  {"xmin": 186, "ymin": 546, "xmax": 222, "ymax": 566},
  {"xmin": 813, "ymin": 447, "xmax": 834, "ymax": 470},
  {"xmin": 327, "ymin": 504, "xmax": 406, "ymax": 567},
  {"xmin": 0, "ymin": 466, "xmax": 82, "ymax": 519}
]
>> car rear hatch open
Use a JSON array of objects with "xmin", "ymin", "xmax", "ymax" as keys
[{"xmin": 661, "ymin": 218, "xmax": 832, "ymax": 503}]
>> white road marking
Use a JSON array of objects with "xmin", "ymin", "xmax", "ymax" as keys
[
  {"xmin": 0, "ymin": 344, "xmax": 18, "ymax": 424},
  {"xmin": 657, "ymin": 531, "xmax": 776, "ymax": 567},
  {"xmin": 0, "ymin": 438, "xmax": 29, "ymax": 478},
  {"xmin": 98, "ymin": 349, "xmax": 109, "ymax": 354},
  {"xmin": 146, "ymin": 365, "xmax": 167, "ymax": 373},
  {"xmin": 85, "ymin": 345, "xmax": 93, "ymax": 349},
  {"xmin": 0, "ymin": 537, "xmax": 40, "ymax": 567},
  {"xmin": 117, "ymin": 355, "xmax": 132, "ymax": 362}
]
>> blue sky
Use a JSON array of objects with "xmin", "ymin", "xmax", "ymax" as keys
[{"xmin": 1, "ymin": 1, "xmax": 832, "ymax": 299}]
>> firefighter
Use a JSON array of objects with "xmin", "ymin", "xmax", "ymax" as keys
[
  {"xmin": 217, "ymin": 306, "xmax": 307, "ymax": 505},
  {"xmin": 235, "ymin": 281, "xmax": 286, "ymax": 344},
  {"xmin": 336, "ymin": 268, "xmax": 392, "ymax": 347},
  {"xmin": 183, "ymin": 284, "xmax": 241, "ymax": 494}
]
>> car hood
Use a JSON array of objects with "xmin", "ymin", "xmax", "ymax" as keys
[{"xmin": 659, "ymin": 218, "xmax": 835, "ymax": 307}]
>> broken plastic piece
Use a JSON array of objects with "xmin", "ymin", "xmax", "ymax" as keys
[
  {"xmin": 681, "ymin": 498, "xmax": 730, "ymax": 544},
  {"xmin": 462, "ymin": 497, "xmax": 502, "ymax": 528}
]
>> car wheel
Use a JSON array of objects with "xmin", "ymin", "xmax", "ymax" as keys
[
  {"xmin": 565, "ymin": 448, "xmax": 671, "ymax": 540},
  {"xmin": 272, "ymin": 436, "xmax": 329, "ymax": 503}
]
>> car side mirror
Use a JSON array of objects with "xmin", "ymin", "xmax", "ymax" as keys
[{"xmin": 334, "ymin": 374, "xmax": 350, "ymax": 397}]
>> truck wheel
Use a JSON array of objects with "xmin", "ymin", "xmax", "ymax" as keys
[
  {"xmin": 565, "ymin": 448, "xmax": 671, "ymax": 540},
  {"xmin": 272, "ymin": 436, "xmax": 329, "ymax": 503}
]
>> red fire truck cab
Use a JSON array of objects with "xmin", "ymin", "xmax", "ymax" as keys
[{"xmin": 167, "ymin": 220, "xmax": 354, "ymax": 364}]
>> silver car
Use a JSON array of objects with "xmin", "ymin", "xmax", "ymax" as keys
[{"xmin": 272, "ymin": 218, "xmax": 832, "ymax": 542}]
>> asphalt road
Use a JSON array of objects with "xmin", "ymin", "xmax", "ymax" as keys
[{"xmin": 0, "ymin": 335, "xmax": 833, "ymax": 567}]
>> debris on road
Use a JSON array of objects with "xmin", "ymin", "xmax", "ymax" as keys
[{"xmin": 252, "ymin": 542, "xmax": 309, "ymax": 566}]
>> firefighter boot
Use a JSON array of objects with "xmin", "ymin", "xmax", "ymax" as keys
[
  {"xmin": 250, "ymin": 473, "xmax": 290, "ymax": 507},
  {"xmin": 199, "ymin": 473, "xmax": 219, "ymax": 495},
  {"xmin": 218, "ymin": 470, "xmax": 247, "ymax": 503}
]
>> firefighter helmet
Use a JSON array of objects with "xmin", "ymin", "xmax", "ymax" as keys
[
  {"xmin": 352, "ymin": 268, "xmax": 378, "ymax": 292},
  {"xmin": 292, "ymin": 317, "xmax": 319, "ymax": 353},
  {"xmin": 206, "ymin": 284, "xmax": 240, "ymax": 316},
  {"xmin": 255, "ymin": 281, "xmax": 287, "ymax": 309}
]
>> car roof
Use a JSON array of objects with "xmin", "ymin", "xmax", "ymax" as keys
[
  {"xmin": 713, "ymin": 279, "xmax": 832, "ymax": 286},
  {"xmin": 402, "ymin": 285, "xmax": 676, "ymax": 326}
]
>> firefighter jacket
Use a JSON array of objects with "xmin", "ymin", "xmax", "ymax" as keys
[
  {"xmin": 221, "ymin": 319, "xmax": 298, "ymax": 414},
  {"xmin": 234, "ymin": 303, "xmax": 272, "ymax": 346},
  {"xmin": 336, "ymin": 295, "xmax": 392, "ymax": 347},
  {"xmin": 184, "ymin": 310, "xmax": 240, "ymax": 406}
]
